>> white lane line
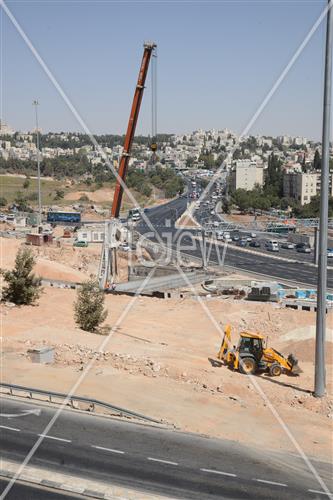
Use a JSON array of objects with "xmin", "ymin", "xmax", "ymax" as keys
[
  {"xmin": 308, "ymin": 489, "xmax": 332, "ymax": 496},
  {"xmin": 254, "ymin": 478, "xmax": 288, "ymax": 487},
  {"xmin": 147, "ymin": 457, "xmax": 178, "ymax": 466},
  {"xmin": 200, "ymin": 468, "xmax": 237, "ymax": 477},
  {"xmin": 38, "ymin": 434, "xmax": 71, "ymax": 443},
  {"xmin": 91, "ymin": 445, "xmax": 125, "ymax": 454},
  {"xmin": 0, "ymin": 425, "xmax": 21, "ymax": 432}
]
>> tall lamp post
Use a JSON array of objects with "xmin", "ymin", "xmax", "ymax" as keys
[
  {"xmin": 314, "ymin": 0, "xmax": 332, "ymax": 398},
  {"xmin": 33, "ymin": 100, "xmax": 42, "ymax": 228}
]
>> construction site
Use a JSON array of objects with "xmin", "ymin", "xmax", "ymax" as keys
[{"xmin": 1, "ymin": 40, "xmax": 333, "ymax": 496}]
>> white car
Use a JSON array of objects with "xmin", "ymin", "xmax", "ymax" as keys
[
  {"xmin": 328, "ymin": 249, "xmax": 333, "ymax": 259},
  {"xmin": 281, "ymin": 242, "xmax": 295, "ymax": 250},
  {"xmin": 250, "ymin": 232, "xmax": 257, "ymax": 238}
]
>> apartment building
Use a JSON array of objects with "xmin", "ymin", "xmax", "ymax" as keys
[
  {"xmin": 231, "ymin": 160, "xmax": 264, "ymax": 191},
  {"xmin": 283, "ymin": 171, "xmax": 333, "ymax": 205}
]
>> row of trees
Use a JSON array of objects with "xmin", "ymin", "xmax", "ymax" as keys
[
  {"xmin": 1, "ymin": 248, "xmax": 107, "ymax": 332},
  {"xmin": 126, "ymin": 166, "xmax": 185, "ymax": 198}
]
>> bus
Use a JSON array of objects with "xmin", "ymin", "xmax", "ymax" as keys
[{"xmin": 47, "ymin": 211, "xmax": 81, "ymax": 224}]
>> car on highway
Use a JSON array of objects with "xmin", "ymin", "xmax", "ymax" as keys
[
  {"xmin": 296, "ymin": 242, "xmax": 311, "ymax": 253},
  {"xmin": 281, "ymin": 241, "xmax": 295, "ymax": 250},
  {"xmin": 327, "ymin": 248, "xmax": 333, "ymax": 259},
  {"xmin": 249, "ymin": 240, "xmax": 260, "ymax": 248},
  {"xmin": 266, "ymin": 240, "xmax": 279, "ymax": 252},
  {"xmin": 236, "ymin": 239, "xmax": 247, "ymax": 247}
]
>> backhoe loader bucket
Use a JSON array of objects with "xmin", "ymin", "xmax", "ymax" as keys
[{"xmin": 288, "ymin": 353, "xmax": 302, "ymax": 375}]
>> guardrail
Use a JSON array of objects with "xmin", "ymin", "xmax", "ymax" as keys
[{"xmin": 0, "ymin": 383, "xmax": 161, "ymax": 424}]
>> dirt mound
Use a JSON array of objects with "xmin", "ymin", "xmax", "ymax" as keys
[{"xmin": 282, "ymin": 338, "xmax": 333, "ymax": 363}]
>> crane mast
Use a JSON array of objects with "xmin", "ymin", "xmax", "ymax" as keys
[{"xmin": 111, "ymin": 42, "xmax": 156, "ymax": 218}]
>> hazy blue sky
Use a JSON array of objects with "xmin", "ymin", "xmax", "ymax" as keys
[{"xmin": 1, "ymin": 1, "xmax": 331, "ymax": 139}]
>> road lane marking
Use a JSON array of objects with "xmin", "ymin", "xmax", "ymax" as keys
[
  {"xmin": 0, "ymin": 425, "xmax": 20, "ymax": 432},
  {"xmin": 254, "ymin": 478, "xmax": 288, "ymax": 487},
  {"xmin": 147, "ymin": 457, "xmax": 178, "ymax": 466},
  {"xmin": 200, "ymin": 468, "xmax": 237, "ymax": 477},
  {"xmin": 91, "ymin": 445, "xmax": 125, "ymax": 454},
  {"xmin": 38, "ymin": 434, "xmax": 71, "ymax": 443},
  {"xmin": 308, "ymin": 490, "xmax": 332, "ymax": 496}
]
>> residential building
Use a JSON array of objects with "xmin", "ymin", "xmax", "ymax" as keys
[
  {"xmin": 231, "ymin": 160, "xmax": 264, "ymax": 191},
  {"xmin": 283, "ymin": 171, "xmax": 333, "ymax": 205}
]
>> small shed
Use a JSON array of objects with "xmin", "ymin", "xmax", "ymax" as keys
[
  {"xmin": 27, "ymin": 346, "xmax": 54, "ymax": 364},
  {"xmin": 26, "ymin": 233, "xmax": 53, "ymax": 246}
]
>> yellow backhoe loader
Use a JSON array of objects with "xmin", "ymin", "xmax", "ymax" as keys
[{"xmin": 217, "ymin": 324, "xmax": 301, "ymax": 376}]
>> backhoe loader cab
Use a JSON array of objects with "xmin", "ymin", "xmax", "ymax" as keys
[{"xmin": 217, "ymin": 325, "xmax": 301, "ymax": 377}]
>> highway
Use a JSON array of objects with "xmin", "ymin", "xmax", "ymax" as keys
[
  {"xmin": 138, "ymin": 195, "xmax": 333, "ymax": 289},
  {"xmin": 0, "ymin": 398, "xmax": 332, "ymax": 499}
]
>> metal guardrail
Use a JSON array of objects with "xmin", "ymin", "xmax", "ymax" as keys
[{"xmin": 0, "ymin": 383, "xmax": 161, "ymax": 424}]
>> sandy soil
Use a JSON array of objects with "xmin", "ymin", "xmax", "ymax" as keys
[
  {"xmin": 64, "ymin": 188, "xmax": 115, "ymax": 203},
  {"xmin": 0, "ymin": 238, "xmax": 129, "ymax": 283},
  {"xmin": 1, "ymin": 286, "xmax": 332, "ymax": 461}
]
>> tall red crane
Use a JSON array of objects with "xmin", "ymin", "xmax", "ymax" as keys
[{"xmin": 111, "ymin": 42, "xmax": 156, "ymax": 218}]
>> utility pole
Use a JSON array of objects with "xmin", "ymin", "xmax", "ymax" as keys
[
  {"xmin": 33, "ymin": 100, "xmax": 42, "ymax": 228},
  {"xmin": 314, "ymin": 0, "xmax": 332, "ymax": 398}
]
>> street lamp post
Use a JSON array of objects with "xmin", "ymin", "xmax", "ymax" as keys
[
  {"xmin": 314, "ymin": 0, "xmax": 332, "ymax": 398},
  {"xmin": 33, "ymin": 100, "xmax": 42, "ymax": 228}
]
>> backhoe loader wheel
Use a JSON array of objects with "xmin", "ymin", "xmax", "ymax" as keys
[
  {"xmin": 269, "ymin": 363, "xmax": 282, "ymax": 377},
  {"xmin": 239, "ymin": 357, "xmax": 257, "ymax": 375}
]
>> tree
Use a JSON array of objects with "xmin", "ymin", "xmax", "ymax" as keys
[
  {"xmin": 1, "ymin": 248, "xmax": 42, "ymax": 305},
  {"xmin": 23, "ymin": 179, "xmax": 30, "ymax": 189},
  {"xmin": 0, "ymin": 196, "xmax": 7, "ymax": 206},
  {"xmin": 55, "ymin": 189, "xmax": 65, "ymax": 200},
  {"xmin": 313, "ymin": 149, "xmax": 321, "ymax": 171},
  {"xmin": 74, "ymin": 279, "xmax": 107, "ymax": 332}
]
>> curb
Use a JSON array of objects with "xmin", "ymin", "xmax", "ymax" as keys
[{"xmin": 0, "ymin": 461, "xmax": 169, "ymax": 500}]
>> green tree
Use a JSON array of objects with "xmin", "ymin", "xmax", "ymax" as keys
[
  {"xmin": 313, "ymin": 149, "xmax": 321, "ymax": 171},
  {"xmin": 74, "ymin": 279, "xmax": 107, "ymax": 332},
  {"xmin": 1, "ymin": 248, "xmax": 42, "ymax": 305},
  {"xmin": 23, "ymin": 179, "xmax": 30, "ymax": 189},
  {"xmin": 0, "ymin": 196, "xmax": 7, "ymax": 206},
  {"xmin": 55, "ymin": 189, "xmax": 65, "ymax": 200}
]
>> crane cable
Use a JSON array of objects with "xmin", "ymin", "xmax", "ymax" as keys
[{"xmin": 150, "ymin": 46, "xmax": 158, "ymax": 162}]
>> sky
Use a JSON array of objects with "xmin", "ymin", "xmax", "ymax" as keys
[{"xmin": 0, "ymin": 0, "xmax": 331, "ymax": 140}]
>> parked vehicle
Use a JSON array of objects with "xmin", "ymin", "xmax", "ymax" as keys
[
  {"xmin": 223, "ymin": 232, "xmax": 232, "ymax": 242},
  {"xmin": 328, "ymin": 248, "xmax": 333, "ymax": 259},
  {"xmin": 236, "ymin": 239, "xmax": 247, "ymax": 247},
  {"xmin": 296, "ymin": 243, "xmax": 311, "ymax": 254},
  {"xmin": 73, "ymin": 239, "xmax": 88, "ymax": 247},
  {"xmin": 250, "ymin": 232, "xmax": 257, "ymax": 238},
  {"xmin": 232, "ymin": 234, "xmax": 240, "ymax": 242},
  {"xmin": 281, "ymin": 242, "xmax": 295, "ymax": 250},
  {"xmin": 266, "ymin": 240, "xmax": 279, "ymax": 252},
  {"xmin": 249, "ymin": 240, "xmax": 260, "ymax": 248},
  {"xmin": 47, "ymin": 211, "xmax": 81, "ymax": 224}
]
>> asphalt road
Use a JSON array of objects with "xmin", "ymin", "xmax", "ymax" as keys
[
  {"xmin": 138, "ymin": 195, "xmax": 333, "ymax": 289},
  {"xmin": 0, "ymin": 398, "xmax": 332, "ymax": 500}
]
